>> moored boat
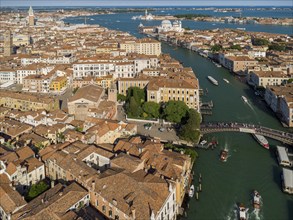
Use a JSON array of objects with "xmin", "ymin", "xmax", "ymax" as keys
[
  {"xmin": 252, "ymin": 134, "xmax": 269, "ymax": 149},
  {"xmin": 238, "ymin": 204, "xmax": 247, "ymax": 220},
  {"xmin": 189, "ymin": 185, "xmax": 195, "ymax": 197},
  {"xmin": 223, "ymin": 78, "xmax": 229, "ymax": 83},
  {"xmin": 241, "ymin": 96, "xmax": 248, "ymax": 103},
  {"xmin": 253, "ymin": 190, "xmax": 261, "ymax": 210},
  {"xmin": 207, "ymin": 76, "xmax": 218, "ymax": 85},
  {"xmin": 200, "ymin": 140, "xmax": 207, "ymax": 145},
  {"xmin": 220, "ymin": 149, "xmax": 228, "ymax": 162}
]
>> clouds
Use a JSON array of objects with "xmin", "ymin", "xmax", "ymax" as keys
[{"xmin": 1, "ymin": 0, "xmax": 292, "ymax": 6}]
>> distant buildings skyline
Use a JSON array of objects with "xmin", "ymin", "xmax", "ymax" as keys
[{"xmin": 1, "ymin": 0, "xmax": 292, "ymax": 7}]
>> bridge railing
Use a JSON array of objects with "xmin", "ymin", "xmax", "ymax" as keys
[{"xmin": 200, "ymin": 122, "xmax": 293, "ymax": 140}]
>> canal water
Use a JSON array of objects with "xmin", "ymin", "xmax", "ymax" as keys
[{"xmin": 65, "ymin": 11, "xmax": 293, "ymax": 220}]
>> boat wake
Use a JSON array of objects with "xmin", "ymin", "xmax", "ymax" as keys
[
  {"xmin": 225, "ymin": 203, "xmax": 238, "ymax": 220},
  {"xmin": 249, "ymin": 208, "xmax": 263, "ymax": 220}
]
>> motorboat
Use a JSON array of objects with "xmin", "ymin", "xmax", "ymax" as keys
[
  {"xmin": 241, "ymin": 96, "xmax": 248, "ymax": 103},
  {"xmin": 223, "ymin": 78, "xmax": 230, "ymax": 83},
  {"xmin": 189, "ymin": 185, "xmax": 195, "ymax": 197},
  {"xmin": 253, "ymin": 190, "xmax": 261, "ymax": 210},
  {"xmin": 220, "ymin": 149, "xmax": 228, "ymax": 162},
  {"xmin": 207, "ymin": 76, "xmax": 218, "ymax": 85},
  {"xmin": 238, "ymin": 203, "xmax": 247, "ymax": 220},
  {"xmin": 252, "ymin": 134, "xmax": 269, "ymax": 149},
  {"xmin": 200, "ymin": 140, "xmax": 207, "ymax": 145}
]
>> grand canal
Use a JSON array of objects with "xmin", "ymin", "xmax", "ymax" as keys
[{"xmin": 65, "ymin": 10, "xmax": 293, "ymax": 220}]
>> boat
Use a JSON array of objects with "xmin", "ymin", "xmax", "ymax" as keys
[
  {"xmin": 220, "ymin": 149, "xmax": 228, "ymax": 162},
  {"xmin": 200, "ymin": 140, "xmax": 207, "ymax": 145},
  {"xmin": 252, "ymin": 134, "xmax": 269, "ymax": 149},
  {"xmin": 238, "ymin": 204, "xmax": 247, "ymax": 220},
  {"xmin": 237, "ymin": 27, "xmax": 246, "ymax": 30},
  {"xmin": 189, "ymin": 185, "xmax": 195, "ymax": 197},
  {"xmin": 116, "ymin": 20, "xmax": 120, "ymax": 22},
  {"xmin": 223, "ymin": 78, "xmax": 230, "ymax": 83},
  {"xmin": 207, "ymin": 76, "xmax": 218, "ymax": 86},
  {"xmin": 215, "ymin": 63, "xmax": 222, "ymax": 68},
  {"xmin": 241, "ymin": 96, "xmax": 248, "ymax": 103},
  {"xmin": 253, "ymin": 190, "xmax": 261, "ymax": 210}
]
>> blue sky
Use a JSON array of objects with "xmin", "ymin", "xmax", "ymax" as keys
[{"xmin": 1, "ymin": 0, "xmax": 292, "ymax": 7}]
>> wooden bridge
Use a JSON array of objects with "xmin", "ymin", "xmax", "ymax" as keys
[{"xmin": 200, "ymin": 122, "xmax": 293, "ymax": 145}]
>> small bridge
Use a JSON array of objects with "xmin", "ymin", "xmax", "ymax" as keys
[{"xmin": 200, "ymin": 122, "xmax": 293, "ymax": 145}]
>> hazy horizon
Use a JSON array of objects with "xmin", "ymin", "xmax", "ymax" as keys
[{"xmin": 1, "ymin": 0, "xmax": 292, "ymax": 7}]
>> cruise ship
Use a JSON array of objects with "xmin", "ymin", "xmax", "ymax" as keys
[
  {"xmin": 207, "ymin": 76, "xmax": 218, "ymax": 85},
  {"xmin": 252, "ymin": 134, "xmax": 269, "ymax": 149}
]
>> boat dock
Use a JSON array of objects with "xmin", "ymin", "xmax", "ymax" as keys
[{"xmin": 200, "ymin": 101, "xmax": 214, "ymax": 115}]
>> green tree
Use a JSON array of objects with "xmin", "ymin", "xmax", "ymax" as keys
[
  {"xmin": 163, "ymin": 101, "xmax": 189, "ymax": 123},
  {"xmin": 142, "ymin": 102, "xmax": 160, "ymax": 119},
  {"xmin": 268, "ymin": 43, "xmax": 286, "ymax": 51},
  {"xmin": 25, "ymin": 181, "xmax": 49, "ymax": 201},
  {"xmin": 184, "ymin": 148, "xmax": 198, "ymax": 162},
  {"xmin": 252, "ymin": 38, "xmax": 269, "ymax": 46},
  {"xmin": 126, "ymin": 87, "xmax": 145, "ymax": 104},
  {"xmin": 179, "ymin": 109, "xmax": 201, "ymax": 143},
  {"xmin": 56, "ymin": 132, "xmax": 65, "ymax": 143},
  {"xmin": 127, "ymin": 97, "xmax": 143, "ymax": 118},
  {"xmin": 229, "ymin": 44, "xmax": 242, "ymax": 50},
  {"xmin": 211, "ymin": 44, "xmax": 222, "ymax": 52},
  {"xmin": 117, "ymin": 93, "xmax": 126, "ymax": 102}
]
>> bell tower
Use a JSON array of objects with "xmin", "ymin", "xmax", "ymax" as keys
[
  {"xmin": 3, "ymin": 30, "xmax": 12, "ymax": 57},
  {"xmin": 28, "ymin": 6, "xmax": 35, "ymax": 26}
]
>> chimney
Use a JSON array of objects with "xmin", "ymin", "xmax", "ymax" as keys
[
  {"xmin": 92, "ymin": 180, "xmax": 95, "ymax": 191},
  {"xmin": 41, "ymin": 198, "xmax": 44, "ymax": 203},
  {"xmin": 131, "ymin": 208, "xmax": 136, "ymax": 220},
  {"xmin": 51, "ymin": 180, "xmax": 55, "ymax": 188}
]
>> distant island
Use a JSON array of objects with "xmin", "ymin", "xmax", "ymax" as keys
[{"xmin": 174, "ymin": 14, "xmax": 212, "ymax": 19}]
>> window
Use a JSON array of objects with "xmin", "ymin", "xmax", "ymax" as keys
[
  {"xmin": 96, "ymin": 200, "xmax": 99, "ymax": 207},
  {"xmin": 102, "ymin": 205, "xmax": 106, "ymax": 212},
  {"xmin": 109, "ymin": 210, "xmax": 113, "ymax": 217}
]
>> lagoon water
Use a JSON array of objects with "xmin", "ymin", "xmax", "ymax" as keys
[{"xmin": 65, "ymin": 9, "xmax": 293, "ymax": 220}]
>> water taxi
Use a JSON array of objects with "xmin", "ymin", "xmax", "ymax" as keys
[
  {"xmin": 241, "ymin": 96, "xmax": 248, "ymax": 103},
  {"xmin": 238, "ymin": 204, "xmax": 247, "ymax": 220},
  {"xmin": 189, "ymin": 185, "xmax": 195, "ymax": 197},
  {"xmin": 207, "ymin": 76, "xmax": 218, "ymax": 85},
  {"xmin": 252, "ymin": 134, "xmax": 269, "ymax": 149},
  {"xmin": 223, "ymin": 78, "xmax": 230, "ymax": 83},
  {"xmin": 220, "ymin": 149, "xmax": 228, "ymax": 162},
  {"xmin": 253, "ymin": 190, "xmax": 261, "ymax": 210}
]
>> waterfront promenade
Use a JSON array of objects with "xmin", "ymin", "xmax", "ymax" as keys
[{"xmin": 201, "ymin": 122, "xmax": 293, "ymax": 145}]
